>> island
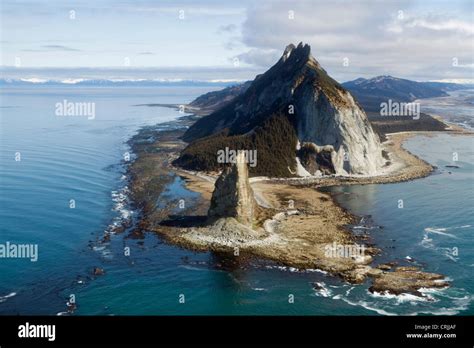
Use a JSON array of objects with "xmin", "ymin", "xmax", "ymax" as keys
[{"xmin": 122, "ymin": 43, "xmax": 470, "ymax": 297}]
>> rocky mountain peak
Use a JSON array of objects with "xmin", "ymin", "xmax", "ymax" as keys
[
  {"xmin": 277, "ymin": 42, "xmax": 322, "ymax": 71},
  {"xmin": 281, "ymin": 43, "xmax": 296, "ymax": 62},
  {"xmin": 180, "ymin": 43, "xmax": 385, "ymax": 176}
]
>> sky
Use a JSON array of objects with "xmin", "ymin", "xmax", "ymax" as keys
[{"xmin": 1, "ymin": 0, "xmax": 473, "ymax": 82}]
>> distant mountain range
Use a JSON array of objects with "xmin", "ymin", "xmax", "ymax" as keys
[
  {"xmin": 185, "ymin": 75, "xmax": 471, "ymax": 115},
  {"xmin": 0, "ymin": 78, "xmax": 240, "ymax": 88},
  {"xmin": 342, "ymin": 76, "xmax": 470, "ymax": 112},
  {"xmin": 188, "ymin": 81, "xmax": 252, "ymax": 114}
]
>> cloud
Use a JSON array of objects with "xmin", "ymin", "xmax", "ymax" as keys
[
  {"xmin": 236, "ymin": 48, "xmax": 280, "ymax": 66},
  {"xmin": 402, "ymin": 17, "xmax": 473, "ymax": 35},
  {"xmin": 236, "ymin": 0, "xmax": 473, "ymax": 81},
  {"xmin": 22, "ymin": 45, "xmax": 81, "ymax": 52},
  {"xmin": 42, "ymin": 45, "xmax": 81, "ymax": 51},
  {"xmin": 387, "ymin": 12, "xmax": 474, "ymax": 36},
  {"xmin": 138, "ymin": 51, "xmax": 154, "ymax": 55},
  {"xmin": 131, "ymin": 4, "xmax": 245, "ymax": 17},
  {"xmin": 218, "ymin": 24, "xmax": 238, "ymax": 33}
]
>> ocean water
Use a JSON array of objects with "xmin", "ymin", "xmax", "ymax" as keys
[
  {"xmin": 325, "ymin": 133, "xmax": 474, "ymax": 315},
  {"xmin": 0, "ymin": 86, "xmax": 472, "ymax": 315}
]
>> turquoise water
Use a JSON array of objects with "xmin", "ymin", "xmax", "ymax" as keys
[
  {"xmin": 325, "ymin": 133, "xmax": 474, "ymax": 315},
  {"xmin": 0, "ymin": 87, "xmax": 472, "ymax": 315}
]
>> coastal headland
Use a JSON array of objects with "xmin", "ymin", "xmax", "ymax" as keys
[
  {"xmin": 121, "ymin": 44, "xmax": 472, "ymax": 298},
  {"xmin": 123, "ymin": 112, "xmax": 470, "ymax": 297}
]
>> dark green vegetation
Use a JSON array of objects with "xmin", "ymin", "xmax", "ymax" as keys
[
  {"xmin": 368, "ymin": 112, "xmax": 447, "ymax": 141},
  {"xmin": 174, "ymin": 113, "xmax": 298, "ymax": 177}
]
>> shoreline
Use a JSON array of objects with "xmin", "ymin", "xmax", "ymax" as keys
[{"xmin": 123, "ymin": 111, "xmax": 471, "ymax": 296}]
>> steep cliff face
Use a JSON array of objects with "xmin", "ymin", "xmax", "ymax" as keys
[
  {"xmin": 293, "ymin": 76, "xmax": 384, "ymax": 175},
  {"xmin": 181, "ymin": 42, "xmax": 384, "ymax": 176},
  {"xmin": 208, "ymin": 152, "xmax": 256, "ymax": 226}
]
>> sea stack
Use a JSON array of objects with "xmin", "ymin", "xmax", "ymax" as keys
[{"xmin": 208, "ymin": 151, "xmax": 256, "ymax": 226}]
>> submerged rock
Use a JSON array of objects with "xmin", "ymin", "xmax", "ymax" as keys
[
  {"xmin": 93, "ymin": 267, "xmax": 105, "ymax": 276},
  {"xmin": 369, "ymin": 266, "xmax": 449, "ymax": 296}
]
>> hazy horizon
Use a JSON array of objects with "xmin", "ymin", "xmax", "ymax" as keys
[{"xmin": 1, "ymin": 0, "xmax": 473, "ymax": 83}]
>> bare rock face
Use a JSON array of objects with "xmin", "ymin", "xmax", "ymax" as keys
[
  {"xmin": 280, "ymin": 43, "xmax": 384, "ymax": 176},
  {"xmin": 294, "ymin": 77, "xmax": 384, "ymax": 175},
  {"xmin": 208, "ymin": 152, "xmax": 256, "ymax": 226}
]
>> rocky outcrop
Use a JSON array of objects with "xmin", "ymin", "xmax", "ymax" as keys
[
  {"xmin": 208, "ymin": 152, "xmax": 257, "ymax": 226},
  {"xmin": 297, "ymin": 142, "xmax": 336, "ymax": 175},
  {"xmin": 180, "ymin": 42, "xmax": 385, "ymax": 176},
  {"xmin": 369, "ymin": 266, "xmax": 449, "ymax": 296}
]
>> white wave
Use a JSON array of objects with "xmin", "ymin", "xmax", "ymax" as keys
[
  {"xmin": 305, "ymin": 268, "xmax": 328, "ymax": 274},
  {"xmin": 337, "ymin": 297, "xmax": 398, "ymax": 316},
  {"xmin": 265, "ymin": 265, "xmax": 328, "ymax": 275},
  {"xmin": 0, "ymin": 292, "xmax": 17, "ymax": 303},
  {"xmin": 407, "ymin": 296, "xmax": 471, "ymax": 316},
  {"xmin": 441, "ymin": 248, "xmax": 459, "ymax": 262},
  {"xmin": 313, "ymin": 282, "xmax": 332, "ymax": 298},
  {"xmin": 265, "ymin": 265, "xmax": 288, "ymax": 271},
  {"xmin": 424, "ymin": 227, "xmax": 457, "ymax": 238},
  {"xmin": 105, "ymin": 185, "xmax": 134, "ymax": 235},
  {"xmin": 421, "ymin": 227, "xmax": 463, "ymax": 261},
  {"xmin": 370, "ymin": 290, "xmax": 435, "ymax": 303},
  {"xmin": 101, "ymin": 249, "xmax": 114, "ymax": 260},
  {"xmin": 178, "ymin": 265, "xmax": 207, "ymax": 272}
]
